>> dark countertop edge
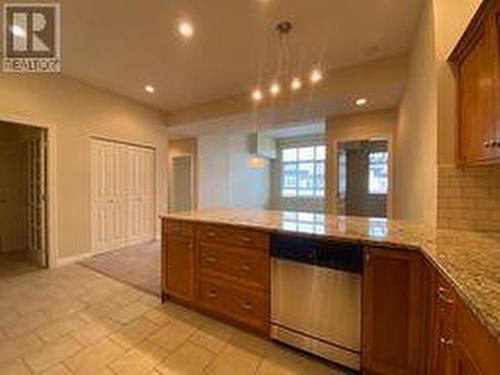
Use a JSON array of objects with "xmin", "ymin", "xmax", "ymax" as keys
[{"xmin": 160, "ymin": 215, "xmax": 499, "ymax": 344}]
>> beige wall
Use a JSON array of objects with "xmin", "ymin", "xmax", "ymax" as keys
[
  {"xmin": 326, "ymin": 109, "xmax": 396, "ymax": 216},
  {"xmin": 394, "ymin": 0, "xmax": 438, "ymax": 225},
  {"xmin": 168, "ymin": 55, "xmax": 408, "ymax": 127},
  {"xmin": 0, "ymin": 74, "xmax": 169, "ymax": 261}
]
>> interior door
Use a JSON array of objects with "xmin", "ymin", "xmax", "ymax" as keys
[
  {"xmin": 92, "ymin": 139, "xmax": 155, "ymax": 253},
  {"xmin": 111, "ymin": 143, "xmax": 128, "ymax": 250},
  {"xmin": 127, "ymin": 145, "xmax": 155, "ymax": 245},
  {"xmin": 91, "ymin": 140, "xmax": 114, "ymax": 252},
  {"xmin": 171, "ymin": 155, "xmax": 193, "ymax": 213},
  {"xmin": 28, "ymin": 130, "xmax": 48, "ymax": 267}
]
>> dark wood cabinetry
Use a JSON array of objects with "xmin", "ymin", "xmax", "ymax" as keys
[
  {"xmin": 162, "ymin": 220, "xmax": 196, "ymax": 302},
  {"xmin": 163, "ymin": 218, "xmax": 499, "ymax": 373},
  {"xmin": 162, "ymin": 219, "xmax": 270, "ymax": 335},
  {"xmin": 426, "ymin": 262, "xmax": 500, "ymax": 375},
  {"xmin": 429, "ymin": 271, "xmax": 457, "ymax": 375},
  {"xmin": 450, "ymin": 0, "xmax": 500, "ymax": 165},
  {"xmin": 362, "ymin": 247, "xmax": 426, "ymax": 374},
  {"xmin": 362, "ymin": 250, "xmax": 500, "ymax": 375}
]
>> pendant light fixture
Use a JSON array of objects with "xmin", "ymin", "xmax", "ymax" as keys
[{"xmin": 250, "ymin": 20, "xmax": 324, "ymax": 103}]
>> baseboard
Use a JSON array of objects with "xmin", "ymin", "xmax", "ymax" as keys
[{"xmin": 56, "ymin": 252, "xmax": 92, "ymax": 267}]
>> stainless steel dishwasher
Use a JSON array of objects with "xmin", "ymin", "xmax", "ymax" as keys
[{"xmin": 270, "ymin": 234, "xmax": 363, "ymax": 371}]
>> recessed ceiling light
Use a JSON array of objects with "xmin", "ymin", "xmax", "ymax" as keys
[
  {"xmin": 269, "ymin": 82, "xmax": 281, "ymax": 96},
  {"xmin": 145, "ymin": 85, "xmax": 155, "ymax": 93},
  {"xmin": 291, "ymin": 77, "xmax": 302, "ymax": 91},
  {"xmin": 355, "ymin": 98, "xmax": 368, "ymax": 106},
  {"xmin": 252, "ymin": 89, "xmax": 263, "ymax": 102},
  {"xmin": 310, "ymin": 68, "xmax": 323, "ymax": 84},
  {"xmin": 178, "ymin": 21, "xmax": 194, "ymax": 38}
]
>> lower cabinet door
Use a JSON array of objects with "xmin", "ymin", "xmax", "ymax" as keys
[
  {"xmin": 456, "ymin": 346, "xmax": 482, "ymax": 375},
  {"xmin": 362, "ymin": 247, "xmax": 424, "ymax": 375},
  {"xmin": 165, "ymin": 236, "xmax": 195, "ymax": 302}
]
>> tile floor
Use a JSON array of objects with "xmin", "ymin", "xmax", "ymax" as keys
[
  {"xmin": 80, "ymin": 241, "xmax": 161, "ymax": 296},
  {"xmin": 0, "ymin": 264, "xmax": 348, "ymax": 375},
  {"xmin": 0, "ymin": 251, "xmax": 39, "ymax": 280}
]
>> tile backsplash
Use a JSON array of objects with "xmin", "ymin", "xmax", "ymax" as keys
[{"xmin": 438, "ymin": 165, "xmax": 500, "ymax": 232}]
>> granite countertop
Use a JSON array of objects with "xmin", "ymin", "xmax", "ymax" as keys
[{"xmin": 162, "ymin": 209, "xmax": 500, "ymax": 343}]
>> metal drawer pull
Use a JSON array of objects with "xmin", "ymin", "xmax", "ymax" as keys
[
  {"xmin": 240, "ymin": 236, "xmax": 251, "ymax": 243},
  {"xmin": 206, "ymin": 290, "xmax": 217, "ymax": 298},
  {"xmin": 240, "ymin": 264, "xmax": 251, "ymax": 272},
  {"xmin": 439, "ymin": 337, "xmax": 454, "ymax": 347},
  {"xmin": 437, "ymin": 287, "xmax": 454, "ymax": 305},
  {"xmin": 241, "ymin": 302, "xmax": 252, "ymax": 311},
  {"xmin": 206, "ymin": 231, "xmax": 216, "ymax": 237},
  {"xmin": 205, "ymin": 256, "xmax": 217, "ymax": 264}
]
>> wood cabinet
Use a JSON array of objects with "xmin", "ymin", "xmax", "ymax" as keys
[
  {"xmin": 427, "ymin": 262, "xmax": 500, "ymax": 375},
  {"xmin": 362, "ymin": 247, "xmax": 426, "ymax": 374},
  {"xmin": 450, "ymin": 0, "xmax": 500, "ymax": 165},
  {"xmin": 162, "ymin": 219, "xmax": 270, "ymax": 335},
  {"xmin": 162, "ymin": 221, "xmax": 196, "ymax": 302},
  {"xmin": 162, "ymin": 218, "xmax": 500, "ymax": 372},
  {"xmin": 429, "ymin": 270, "xmax": 458, "ymax": 375}
]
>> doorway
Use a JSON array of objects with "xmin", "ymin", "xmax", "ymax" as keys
[
  {"xmin": 0, "ymin": 121, "xmax": 48, "ymax": 277},
  {"xmin": 337, "ymin": 140, "xmax": 389, "ymax": 218},
  {"xmin": 170, "ymin": 155, "xmax": 194, "ymax": 213}
]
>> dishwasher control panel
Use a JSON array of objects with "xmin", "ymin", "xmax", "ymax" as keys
[{"xmin": 271, "ymin": 234, "xmax": 363, "ymax": 273}]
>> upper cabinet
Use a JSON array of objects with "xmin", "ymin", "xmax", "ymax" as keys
[{"xmin": 450, "ymin": 0, "xmax": 500, "ymax": 165}]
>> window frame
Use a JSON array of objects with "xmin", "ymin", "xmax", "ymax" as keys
[
  {"xmin": 279, "ymin": 140, "xmax": 326, "ymax": 199},
  {"xmin": 368, "ymin": 151, "xmax": 389, "ymax": 195}
]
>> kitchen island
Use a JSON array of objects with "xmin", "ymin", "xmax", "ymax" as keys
[{"xmin": 161, "ymin": 209, "xmax": 500, "ymax": 374}]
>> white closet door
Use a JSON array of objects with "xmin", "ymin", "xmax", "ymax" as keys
[
  {"xmin": 111, "ymin": 143, "xmax": 128, "ymax": 249},
  {"xmin": 91, "ymin": 140, "xmax": 114, "ymax": 252},
  {"xmin": 141, "ymin": 148, "xmax": 155, "ymax": 242},
  {"xmin": 126, "ymin": 145, "xmax": 143, "ymax": 245},
  {"xmin": 126, "ymin": 145, "xmax": 155, "ymax": 245},
  {"xmin": 91, "ymin": 139, "xmax": 155, "ymax": 253}
]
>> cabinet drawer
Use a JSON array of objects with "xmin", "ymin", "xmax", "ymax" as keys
[
  {"xmin": 198, "ymin": 224, "xmax": 269, "ymax": 250},
  {"xmin": 165, "ymin": 220, "xmax": 195, "ymax": 237},
  {"xmin": 199, "ymin": 243, "xmax": 269, "ymax": 289},
  {"xmin": 198, "ymin": 277, "xmax": 268, "ymax": 330},
  {"xmin": 435, "ymin": 275, "xmax": 456, "ymax": 332}
]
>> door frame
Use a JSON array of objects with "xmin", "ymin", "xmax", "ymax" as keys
[
  {"xmin": 0, "ymin": 114, "xmax": 58, "ymax": 268},
  {"xmin": 169, "ymin": 154, "xmax": 194, "ymax": 213},
  {"xmin": 328, "ymin": 137, "xmax": 394, "ymax": 218}
]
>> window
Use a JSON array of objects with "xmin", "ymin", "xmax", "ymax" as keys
[
  {"xmin": 281, "ymin": 145, "xmax": 325, "ymax": 198},
  {"xmin": 368, "ymin": 152, "xmax": 388, "ymax": 194},
  {"xmin": 338, "ymin": 150, "xmax": 346, "ymax": 197}
]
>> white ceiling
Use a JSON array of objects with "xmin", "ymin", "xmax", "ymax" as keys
[{"xmin": 50, "ymin": 0, "xmax": 423, "ymax": 112}]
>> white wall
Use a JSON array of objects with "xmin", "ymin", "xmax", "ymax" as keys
[
  {"xmin": 197, "ymin": 134, "xmax": 270, "ymax": 210},
  {"xmin": 0, "ymin": 74, "xmax": 169, "ymax": 262}
]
